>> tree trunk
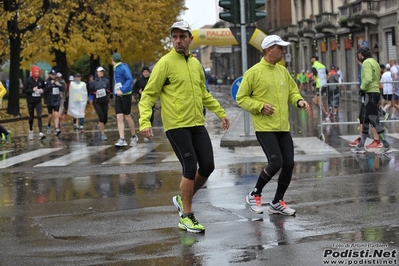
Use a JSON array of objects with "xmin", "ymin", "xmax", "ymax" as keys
[
  {"xmin": 90, "ymin": 55, "xmax": 100, "ymax": 76},
  {"xmin": 6, "ymin": 27, "xmax": 21, "ymax": 116},
  {"xmin": 54, "ymin": 49, "xmax": 68, "ymax": 79},
  {"xmin": 108, "ymin": 63, "xmax": 114, "ymax": 99}
]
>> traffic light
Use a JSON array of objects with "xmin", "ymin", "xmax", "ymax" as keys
[
  {"xmin": 247, "ymin": 0, "xmax": 266, "ymax": 23},
  {"xmin": 219, "ymin": 0, "xmax": 240, "ymax": 24}
]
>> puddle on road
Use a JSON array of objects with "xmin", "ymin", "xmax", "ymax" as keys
[
  {"xmin": 293, "ymin": 153, "xmax": 398, "ymax": 178},
  {"xmin": 0, "ymin": 164, "xmax": 256, "ymax": 207},
  {"xmin": 296, "ymin": 225, "xmax": 399, "ymax": 246},
  {"xmin": 1, "ymin": 153, "xmax": 398, "ymax": 207},
  {"xmin": 0, "ymin": 172, "xmax": 179, "ymax": 207}
]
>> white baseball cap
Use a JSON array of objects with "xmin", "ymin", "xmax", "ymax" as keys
[
  {"xmin": 169, "ymin": 21, "xmax": 192, "ymax": 35},
  {"xmin": 69, "ymin": 75, "xmax": 74, "ymax": 81},
  {"xmin": 386, "ymin": 63, "xmax": 390, "ymax": 70},
  {"xmin": 97, "ymin": 66, "xmax": 105, "ymax": 72},
  {"xmin": 261, "ymin": 35, "xmax": 291, "ymax": 49},
  {"xmin": 56, "ymin": 72, "xmax": 62, "ymax": 77}
]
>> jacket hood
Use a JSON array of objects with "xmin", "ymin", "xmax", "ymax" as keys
[{"xmin": 31, "ymin": 65, "xmax": 42, "ymax": 78}]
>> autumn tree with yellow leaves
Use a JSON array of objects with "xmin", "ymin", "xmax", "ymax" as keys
[
  {"xmin": 1, "ymin": 0, "xmax": 185, "ymax": 116},
  {"xmin": 1, "ymin": 0, "xmax": 50, "ymax": 116}
]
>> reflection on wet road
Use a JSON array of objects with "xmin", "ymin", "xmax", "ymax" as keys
[{"xmin": 1, "ymin": 152, "xmax": 397, "ymax": 208}]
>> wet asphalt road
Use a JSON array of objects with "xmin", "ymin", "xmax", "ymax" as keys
[{"xmin": 0, "ymin": 87, "xmax": 399, "ymax": 266}]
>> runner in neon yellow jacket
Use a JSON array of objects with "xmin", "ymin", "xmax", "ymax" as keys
[
  {"xmin": 139, "ymin": 48, "xmax": 227, "ymax": 132},
  {"xmin": 236, "ymin": 58, "xmax": 305, "ymax": 132},
  {"xmin": 236, "ymin": 35, "xmax": 309, "ymax": 216},
  {"xmin": 139, "ymin": 21, "xmax": 230, "ymax": 233}
]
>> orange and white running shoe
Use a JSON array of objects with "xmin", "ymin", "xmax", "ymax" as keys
[
  {"xmin": 245, "ymin": 193, "xmax": 264, "ymax": 214},
  {"xmin": 268, "ymin": 200, "xmax": 296, "ymax": 216},
  {"xmin": 366, "ymin": 140, "xmax": 382, "ymax": 149},
  {"xmin": 349, "ymin": 137, "xmax": 361, "ymax": 147}
]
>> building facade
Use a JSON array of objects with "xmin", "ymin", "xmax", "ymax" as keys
[
  {"xmin": 267, "ymin": 0, "xmax": 398, "ymax": 82},
  {"xmin": 198, "ymin": 0, "xmax": 398, "ymax": 83}
]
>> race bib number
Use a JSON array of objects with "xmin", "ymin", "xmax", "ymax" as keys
[
  {"xmin": 96, "ymin": 88, "xmax": 106, "ymax": 98},
  {"xmin": 32, "ymin": 90, "xmax": 41, "ymax": 97},
  {"xmin": 114, "ymin": 82, "xmax": 122, "ymax": 93},
  {"xmin": 52, "ymin": 87, "xmax": 60, "ymax": 95}
]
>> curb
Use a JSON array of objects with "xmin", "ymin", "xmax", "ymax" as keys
[{"xmin": 220, "ymin": 111, "xmax": 259, "ymax": 148}]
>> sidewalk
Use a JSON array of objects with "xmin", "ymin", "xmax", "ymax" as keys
[
  {"xmin": 220, "ymin": 110, "xmax": 258, "ymax": 148},
  {"xmin": 0, "ymin": 99, "xmax": 119, "ymax": 137}
]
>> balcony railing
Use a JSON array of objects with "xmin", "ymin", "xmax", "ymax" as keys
[
  {"xmin": 367, "ymin": 1, "xmax": 380, "ymax": 11},
  {"xmin": 285, "ymin": 25, "xmax": 298, "ymax": 35},
  {"xmin": 353, "ymin": 2, "xmax": 362, "ymax": 13},
  {"xmin": 283, "ymin": 25, "xmax": 299, "ymax": 41},
  {"xmin": 339, "ymin": 5, "xmax": 350, "ymax": 18},
  {"xmin": 352, "ymin": 1, "xmax": 380, "ymax": 14},
  {"xmin": 298, "ymin": 21, "xmax": 304, "ymax": 30},
  {"xmin": 303, "ymin": 19, "xmax": 315, "ymax": 29},
  {"xmin": 296, "ymin": 18, "xmax": 316, "ymax": 38},
  {"xmin": 338, "ymin": 0, "xmax": 379, "ymax": 28},
  {"xmin": 315, "ymin": 13, "xmax": 337, "ymax": 25},
  {"xmin": 315, "ymin": 13, "xmax": 338, "ymax": 34}
]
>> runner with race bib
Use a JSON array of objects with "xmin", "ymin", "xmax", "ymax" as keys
[
  {"xmin": 111, "ymin": 53, "xmax": 139, "ymax": 148},
  {"xmin": 89, "ymin": 66, "xmax": 111, "ymax": 141},
  {"xmin": 44, "ymin": 69, "xmax": 65, "ymax": 136}
]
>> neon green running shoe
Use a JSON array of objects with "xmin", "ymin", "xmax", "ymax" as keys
[
  {"xmin": 172, "ymin": 195, "xmax": 184, "ymax": 217},
  {"xmin": 178, "ymin": 214, "xmax": 205, "ymax": 233},
  {"xmin": 1, "ymin": 131, "xmax": 11, "ymax": 143}
]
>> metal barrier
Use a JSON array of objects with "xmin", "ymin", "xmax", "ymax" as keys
[{"xmin": 317, "ymin": 81, "xmax": 399, "ymax": 142}]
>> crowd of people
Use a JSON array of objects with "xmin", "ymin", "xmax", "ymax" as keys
[
  {"xmin": 19, "ymin": 55, "xmax": 141, "ymax": 147},
  {"xmin": 295, "ymin": 46, "xmax": 397, "ymax": 154},
  {"xmin": 292, "ymin": 51, "xmax": 399, "ymax": 142},
  {"xmin": 291, "ymin": 57, "xmax": 344, "ymax": 122},
  {"xmin": 379, "ymin": 59, "xmax": 399, "ymax": 121}
]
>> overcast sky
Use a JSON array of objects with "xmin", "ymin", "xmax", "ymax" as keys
[{"xmin": 179, "ymin": 0, "xmax": 218, "ymax": 29}]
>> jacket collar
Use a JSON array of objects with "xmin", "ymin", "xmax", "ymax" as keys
[
  {"xmin": 113, "ymin": 62, "xmax": 122, "ymax": 69},
  {"xmin": 260, "ymin": 58, "xmax": 278, "ymax": 69},
  {"xmin": 171, "ymin": 48, "xmax": 191, "ymax": 59}
]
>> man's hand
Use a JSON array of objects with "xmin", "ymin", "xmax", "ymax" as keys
[
  {"xmin": 140, "ymin": 127, "xmax": 154, "ymax": 140},
  {"xmin": 298, "ymin": 100, "xmax": 310, "ymax": 113},
  {"xmin": 116, "ymin": 90, "xmax": 123, "ymax": 96},
  {"xmin": 221, "ymin": 116, "xmax": 230, "ymax": 130},
  {"xmin": 261, "ymin": 103, "xmax": 274, "ymax": 116}
]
